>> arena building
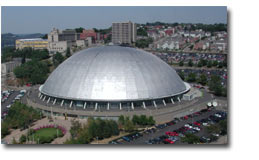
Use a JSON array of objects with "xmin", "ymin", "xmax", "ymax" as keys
[{"xmin": 38, "ymin": 45, "xmax": 190, "ymax": 112}]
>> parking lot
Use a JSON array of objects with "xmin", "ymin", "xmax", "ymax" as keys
[
  {"xmin": 111, "ymin": 108, "xmax": 227, "ymax": 144},
  {"xmin": 152, "ymin": 52, "xmax": 227, "ymax": 65},
  {"xmin": 176, "ymin": 68, "xmax": 227, "ymax": 87},
  {"xmin": 1, "ymin": 90, "xmax": 27, "ymax": 118}
]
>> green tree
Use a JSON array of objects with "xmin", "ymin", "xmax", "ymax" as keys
[
  {"xmin": 218, "ymin": 62, "xmax": 223, "ymax": 68},
  {"xmin": 87, "ymin": 118, "xmax": 97, "ymax": 140},
  {"xmin": 137, "ymin": 27, "xmax": 148, "ymax": 36},
  {"xmin": 188, "ymin": 59, "xmax": 193, "ymax": 67},
  {"xmin": 187, "ymin": 73, "xmax": 196, "ymax": 83},
  {"xmin": 178, "ymin": 71, "xmax": 185, "ymax": 81},
  {"xmin": 70, "ymin": 120, "xmax": 81, "ymax": 138},
  {"xmin": 189, "ymin": 45, "xmax": 194, "ymax": 50},
  {"xmin": 135, "ymin": 38, "xmax": 153, "ymax": 48},
  {"xmin": 19, "ymin": 134, "xmax": 27, "ymax": 144},
  {"xmin": 222, "ymin": 87, "xmax": 227, "ymax": 97},
  {"xmin": 110, "ymin": 120, "xmax": 119, "ymax": 135},
  {"xmin": 75, "ymin": 27, "xmax": 84, "ymax": 33},
  {"xmin": 53, "ymin": 52, "xmax": 65, "ymax": 67},
  {"xmin": 118, "ymin": 115, "xmax": 125, "ymax": 126},
  {"xmin": 206, "ymin": 124, "xmax": 221, "ymax": 134},
  {"xmin": 124, "ymin": 118, "xmax": 135, "ymax": 132},
  {"xmin": 223, "ymin": 59, "xmax": 227, "ymax": 67},
  {"xmin": 41, "ymin": 34, "xmax": 48, "ymax": 39},
  {"xmin": 14, "ymin": 59, "xmax": 49, "ymax": 84},
  {"xmin": 147, "ymin": 116, "xmax": 155, "ymax": 125},
  {"xmin": 95, "ymin": 118, "xmax": 105, "ymax": 139},
  {"xmin": 219, "ymin": 119, "xmax": 227, "ymax": 135},
  {"xmin": 132, "ymin": 115, "xmax": 140, "ymax": 125},
  {"xmin": 139, "ymin": 115, "xmax": 148, "ymax": 125},
  {"xmin": 179, "ymin": 60, "xmax": 184, "ymax": 66},
  {"xmin": 197, "ymin": 61, "xmax": 203, "ymax": 67},
  {"xmin": 181, "ymin": 134, "xmax": 200, "ymax": 144},
  {"xmin": 212, "ymin": 60, "xmax": 218, "ymax": 67},
  {"xmin": 1, "ymin": 122, "xmax": 10, "ymax": 138},
  {"xmin": 13, "ymin": 66, "xmax": 26, "ymax": 79},
  {"xmin": 103, "ymin": 123, "xmax": 112, "ymax": 138},
  {"xmin": 198, "ymin": 74, "xmax": 207, "ymax": 86},
  {"xmin": 208, "ymin": 75, "xmax": 222, "ymax": 96},
  {"xmin": 2, "ymin": 102, "xmax": 41, "ymax": 131},
  {"xmin": 22, "ymin": 52, "xmax": 26, "ymax": 64},
  {"xmin": 199, "ymin": 59, "xmax": 208, "ymax": 66},
  {"xmin": 66, "ymin": 47, "xmax": 71, "ymax": 58},
  {"xmin": 207, "ymin": 61, "xmax": 212, "ymax": 68}
]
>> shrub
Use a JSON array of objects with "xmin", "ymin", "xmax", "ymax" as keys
[
  {"xmin": 1, "ymin": 122, "xmax": 10, "ymax": 138},
  {"xmin": 39, "ymin": 136, "xmax": 53, "ymax": 144},
  {"xmin": 19, "ymin": 134, "xmax": 27, "ymax": 143}
]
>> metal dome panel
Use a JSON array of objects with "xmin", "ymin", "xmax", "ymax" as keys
[{"xmin": 40, "ymin": 46, "xmax": 187, "ymax": 101}]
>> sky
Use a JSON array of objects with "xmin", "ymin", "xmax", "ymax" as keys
[{"xmin": 1, "ymin": 6, "xmax": 227, "ymax": 34}]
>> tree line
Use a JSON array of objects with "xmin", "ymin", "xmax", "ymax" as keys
[
  {"xmin": 178, "ymin": 71, "xmax": 227, "ymax": 97},
  {"xmin": 1, "ymin": 102, "xmax": 42, "ymax": 138},
  {"xmin": 118, "ymin": 115, "xmax": 155, "ymax": 132},
  {"xmin": 64, "ymin": 114, "xmax": 156, "ymax": 144},
  {"xmin": 14, "ymin": 60, "xmax": 50, "ymax": 85},
  {"xmin": 65, "ymin": 118, "xmax": 119, "ymax": 144},
  {"xmin": 135, "ymin": 38, "xmax": 153, "ymax": 48},
  {"xmin": 2, "ymin": 47, "xmax": 49, "ymax": 63},
  {"xmin": 179, "ymin": 58, "xmax": 227, "ymax": 69}
]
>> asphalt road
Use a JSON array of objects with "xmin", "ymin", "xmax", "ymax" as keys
[{"xmin": 121, "ymin": 109, "xmax": 219, "ymax": 144}]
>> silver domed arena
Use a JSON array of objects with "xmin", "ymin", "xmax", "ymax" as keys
[{"xmin": 38, "ymin": 45, "xmax": 190, "ymax": 111}]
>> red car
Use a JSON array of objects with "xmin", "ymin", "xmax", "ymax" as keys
[
  {"xmin": 26, "ymin": 83, "xmax": 32, "ymax": 87},
  {"xmin": 194, "ymin": 112, "xmax": 201, "ymax": 115},
  {"xmin": 193, "ymin": 122, "xmax": 201, "ymax": 126},
  {"xmin": 184, "ymin": 116, "xmax": 189, "ymax": 120},
  {"xmin": 164, "ymin": 139, "xmax": 175, "ymax": 144},
  {"xmin": 165, "ymin": 132, "xmax": 179, "ymax": 136}
]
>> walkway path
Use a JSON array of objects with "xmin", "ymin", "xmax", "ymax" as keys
[{"xmin": 3, "ymin": 116, "xmax": 88, "ymax": 144}]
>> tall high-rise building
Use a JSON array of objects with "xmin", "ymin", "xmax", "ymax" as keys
[{"xmin": 112, "ymin": 21, "xmax": 136, "ymax": 45}]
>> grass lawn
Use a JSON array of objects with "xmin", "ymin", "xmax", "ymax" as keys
[{"xmin": 29, "ymin": 127, "xmax": 63, "ymax": 141}]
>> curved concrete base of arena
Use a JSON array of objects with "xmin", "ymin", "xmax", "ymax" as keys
[{"xmin": 26, "ymin": 87, "xmax": 213, "ymax": 123}]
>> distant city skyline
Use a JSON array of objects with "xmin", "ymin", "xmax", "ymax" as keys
[{"xmin": 1, "ymin": 6, "xmax": 227, "ymax": 34}]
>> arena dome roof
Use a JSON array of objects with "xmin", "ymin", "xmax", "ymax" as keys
[{"xmin": 40, "ymin": 46, "xmax": 188, "ymax": 102}]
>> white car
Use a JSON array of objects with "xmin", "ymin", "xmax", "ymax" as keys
[
  {"xmin": 15, "ymin": 97, "xmax": 20, "ymax": 100},
  {"xmin": 20, "ymin": 90, "xmax": 26, "ymax": 94},
  {"xmin": 214, "ymin": 114, "xmax": 222, "ymax": 118},
  {"xmin": 184, "ymin": 124, "xmax": 190, "ymax": 127},
  {"xmin": 17, "ymin": 94, "xmax": 24, "ymax": 98},
  {"xmin": 202, "ymin": 122, "xmax": 210, "ymax": 126},
  {"xmin": 212, "ymin": 133, "xmax": 220, "ymax": 137},
  {"xmin": 193, "ymin": 127, "xmax": 201, "ymax": 131},
  {"xmin": 6, "ymin": 105, "xmax": 11, "ymax": 108},
  {"xmin": 184, "ymin": 124, "xmax": 193, "ymax": 129}
]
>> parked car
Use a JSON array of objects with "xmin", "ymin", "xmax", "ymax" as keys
[
  {"xmin": 184, "ymin": 115, "xmax": 189, "ymax": 120},
  {"xmin": 163, "ymin": 139, "xmax": 175, "ymax": 144},
  {"xmin": 193, "ymin": 121, "xmax": 201, "ymax": 126},
  {"xmin": 193, "ymin": 126, "xmax": 201, "ymax": 131},
  {"xmin": 122, "ymin": 136, "xmax": 131, "ymax": 142},
  {"xmin": 212, "ymin": 133, "xmax": 220, "ymax": 137}
]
